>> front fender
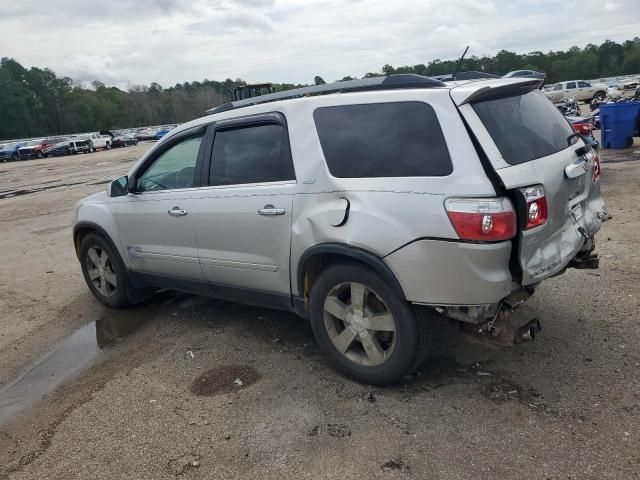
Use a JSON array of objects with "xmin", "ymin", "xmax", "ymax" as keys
[{"xmin": 73, "ymin": 202, "xmax": 127, "ymax": 267}]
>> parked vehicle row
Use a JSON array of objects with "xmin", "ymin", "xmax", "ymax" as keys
[{"xmin": 1, "ymin": 132, "xmax": 138, "ymax": 162}]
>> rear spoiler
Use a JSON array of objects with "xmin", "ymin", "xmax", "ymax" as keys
[{"xmin": 450, "ymin": 78, "xmax": 544, "ymax": 106}]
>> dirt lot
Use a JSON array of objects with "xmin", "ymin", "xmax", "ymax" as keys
[{"xmin": 1, "ymin": 141, "xmax": 639, "ymax": 479}]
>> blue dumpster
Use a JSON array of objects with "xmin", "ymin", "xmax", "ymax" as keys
[{"xmin": 600, "ymin": 101, "xmax": 640, "ymax": 149}]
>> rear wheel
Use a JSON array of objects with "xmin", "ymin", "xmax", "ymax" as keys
[
  {"xmin": 309, "ymin": 264, "xmax": 429, "ymax": 385},
  {"xmin": 80, "ymin": 233, "xmax": 131, "ymax": 308}
]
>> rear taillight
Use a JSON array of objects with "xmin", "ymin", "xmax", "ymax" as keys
[
  {"xmin": 593, "ymin": 153, "xmax": 601, "ymax": 182},
  {"xmin": 445, "ymin": 198, "xmax": 516, "ymax": 241},
  {"xmin": 572, "ymin": 122, "xmax": 592, "ymax": 135},
  {"xmin": 520, "ymin": 185, "xmax": 547, "ymax": 230}
]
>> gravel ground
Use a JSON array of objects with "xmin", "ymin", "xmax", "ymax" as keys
[{"xmin": 0, "ymin": 141, "xmax": 639, "ymax": 479}]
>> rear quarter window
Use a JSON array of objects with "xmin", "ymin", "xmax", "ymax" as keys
[
  {"xmin": 472, "ymin": 91, "xmax": 574, "ymax": 165},
  {"xmin": 313, "ymin": 102, "xmax": 452, "ymax": 178}
]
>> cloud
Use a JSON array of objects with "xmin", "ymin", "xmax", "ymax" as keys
[
  {"xmin": 0, "ymin": 0, "xmax": 638, "ymax": 87},
  {"xmin": 187, "ymin": 11, "xmax": 275, "ymax": 35}
]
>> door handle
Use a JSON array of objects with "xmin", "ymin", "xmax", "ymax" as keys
[
  {"xmin": 258, "ymin": 204, "xmax": 285, "ymax": 216},
  {"xmin": 168, "ymin": 206, "xmax": 188, "ymax": 217}
]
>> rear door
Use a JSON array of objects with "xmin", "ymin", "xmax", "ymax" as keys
[
  {"xmin": 192, "ymin": 113, "xmax": 295, "ymax": 296},
  {"xmin": 453, "ymin": 82, "xmax": 607, "ymax": 285}
]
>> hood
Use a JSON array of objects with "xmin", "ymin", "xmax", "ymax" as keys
[{"xmin": 78, "ymin": 191, "xmax": 108, "ymax": 206}]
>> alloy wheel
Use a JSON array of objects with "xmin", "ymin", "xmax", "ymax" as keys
[
  {"xmin": 323, "ymin": 282, "xmax": 396, "ymax": 366},
  {"xmin": 85, "ymin": 246, "xmax": 117, "ymax": 297}
]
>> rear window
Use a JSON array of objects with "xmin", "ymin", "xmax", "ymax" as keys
[
  {"xmin": 313, "ymin": 102, "xmax": 452, "ymax": 178},
  {"xmin": 472, "ymin": 91, "xmax": 574, "ymax": 166}
]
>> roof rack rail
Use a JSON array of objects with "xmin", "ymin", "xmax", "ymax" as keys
[{"xmin": 206, "ymin": 74, "xmax": 446, "ymax": 115}]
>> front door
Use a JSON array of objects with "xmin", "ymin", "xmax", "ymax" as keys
[
  {"xmin": 193, "ymin": 114, "xmax": 296, "ymax": 295},
  {"xmin": 116, "ymin": 130, "xmax": 207, "ymax": 281}
]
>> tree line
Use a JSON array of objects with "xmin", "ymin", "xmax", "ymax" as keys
[{"xmin": 1, "ymin": 38, "xmax": 639, "ymax": 140}]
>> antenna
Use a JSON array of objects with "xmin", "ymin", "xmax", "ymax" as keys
[{"xmin": 452, "ymin": 46, "xmax": 469, "ymax": 80}]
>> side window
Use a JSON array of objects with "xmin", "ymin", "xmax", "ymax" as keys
[
  {"xmin": 553, "ymin": 84, "xmax": 562, "ymax": 91},
  {"xmin": 566, "ymin": 82, "xmax": 576, "ymax": 89},
  {"xmin": 578, "ymin": 81, "xmax": 590, "ymax": 88},
  {"xmin": 136, "ymin": 134, "xmax": 203, "ymax": 192},
  {"xmin": 313, "ymin": 102, "xmax": 452, "ymax": 178},
  {"xmin": 209, "ymin": 123, "xmax": 295, "ymax": 186}
]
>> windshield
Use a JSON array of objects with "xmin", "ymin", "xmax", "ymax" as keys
[{"xmin": 472, "ymin": 90, "xmax": 575, "ymax": 165}]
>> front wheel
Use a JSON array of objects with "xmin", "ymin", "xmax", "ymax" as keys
[
  {"xmin": 105, "ymin": 142, "xmax": 111, "ymax": 150},
  {"xmin": 80, "ymin": 233, "xmax": 131, "ymax": 308},
  {"xmin": 36, "ymin": 151, "xmax": 44, "ymax": 159},
  {"xmin": 309, "ymin": 264, "xmax": 429, "ymax": 385},
  {"xmin": 594, "ymin": 91, "xmax": 606, "ymax": 102}
]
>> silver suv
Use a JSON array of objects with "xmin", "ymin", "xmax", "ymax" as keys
[{"xmin": 73, "ymin": 75, "xmax": 608, "ymax": 385}]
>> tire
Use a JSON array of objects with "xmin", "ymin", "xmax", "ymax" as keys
[
  {"xmin": 105, "ymin": 142, "xmax": 111, "ymax": 150},
  {"xmin": 309, "ymin": 263, "xmax": 429, "ymax": 385},
  {"xmin": 79, "ymin": 233, "xmax": 131, "ymax": 308},
  {"xmin": 594, "ymin": 91, "xmax": 606, "ymax": 102},
  {"xmin": 410, "ymin": 306, "xmax": 433, "ymax": 370},
  {"xmin": 88, "ymin": 144, "xmax": 95, "ymax": 153},
  {"xmin": 36, "ymin": 151, "xmax": 44, "ymax": 159}
]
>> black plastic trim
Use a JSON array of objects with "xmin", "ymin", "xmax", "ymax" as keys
[
  {"xmin": 127, "ymin": 271, "xmax": 296, "ymax": 313},
  {"xmin": 73, "ymin": 221, "xmax": 119, "ymax": 258},
  {"xmin": 297, "ymin": 243, "xmax": 406, "ymax": 301}
]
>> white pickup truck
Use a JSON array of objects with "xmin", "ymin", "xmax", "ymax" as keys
[
  {"xmin": 544, "ymin": 80, "xmax": 607, "ymax": 104},
  {"xmin": 85, "ymin": 133, "xmax": 112, "ymax": 152}
]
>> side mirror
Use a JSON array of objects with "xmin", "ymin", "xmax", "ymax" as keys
[{"xmin": 107, "ymin": 175, "xmax": 129, "ymax": 197}]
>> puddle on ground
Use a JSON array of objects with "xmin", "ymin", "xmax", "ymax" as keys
[
  {"xmin": 190, "ymin": 365, "xmax": 261, "ymax": 396},
  {"xmin": 0, "ymin": 315, "xmax": 148, "ymax": 426}
]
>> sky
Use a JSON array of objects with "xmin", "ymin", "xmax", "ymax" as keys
[{"xmin": 0, "ymin": 0, "xmax": 638, "ymax": 89}]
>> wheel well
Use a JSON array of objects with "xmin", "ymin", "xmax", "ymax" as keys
[
  {"xmin": 298, "ymin": 245, "xmax": 406, "ymax": 310},
  {"xmin": 73, "ymin": 226, "xmax": 95, "ymax": 258},
  {"xmin": 73, "ymin": 224, "xmax": 118, "ymax": 261}
]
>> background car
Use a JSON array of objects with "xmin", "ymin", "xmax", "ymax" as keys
[
  {"xmin": 135, "ymin": 128, "xmax": 158, "ymax": 141},
  {"xmin": 155, "ymin": 126, "xmax": 174, "ymax": 140},
  {"xmin": 503, "ymin": 70, "xmax": 546, "ymax": 80},
  {"xmin": 112, "ymin": 134, "xmax": 139, "ymax": 148},
  {"xmin": 0, "ymin": 142, "xmax": 23, "ymax": 161},
  {"xmin": 42, "ymin": 138, "xmax": 72, "ymax": 157},
  {"xmin": 544, "ymin": 80, "xmax": 607, "ymax": 103},
  {"xmin": 68, "ymin": 137, "xmax": 92, "ymax": 154},
  {"xmin": 18, "ymin": 138, "xmax": 65, "ymax": 159}
]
